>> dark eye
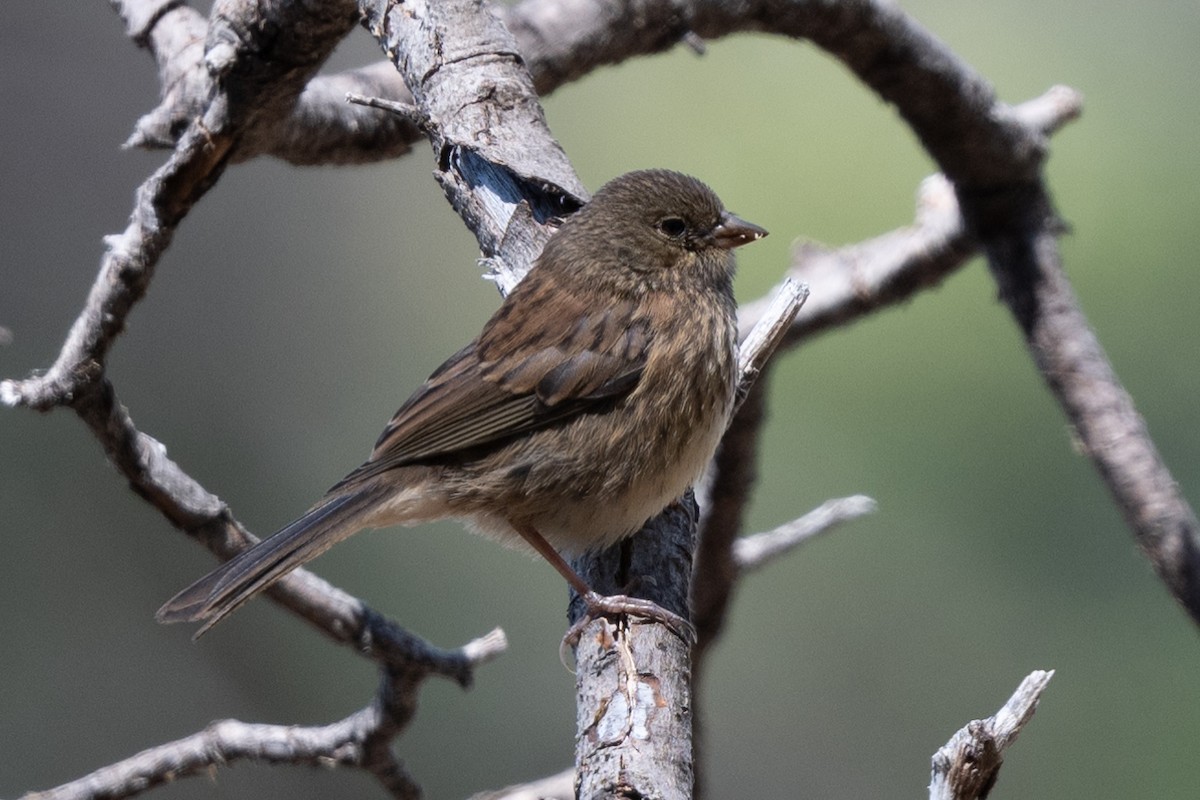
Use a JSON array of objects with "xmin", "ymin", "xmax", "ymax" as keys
[{"xmin": 658, "ymin": 217, "xmax": 687, "ymax": 238}]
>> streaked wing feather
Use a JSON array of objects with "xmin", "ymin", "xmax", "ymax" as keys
[{"xmin": 332, "ymin": 289, "xmax": 649, "ymax": 492}]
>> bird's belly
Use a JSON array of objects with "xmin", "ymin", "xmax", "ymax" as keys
[
  {"xmin": 471, "ymin": 404, "xmax": 727, "ymax": 554},
  {"xmin": 447, "ymin": 319, "xmax": 736, "ymax": 556}
]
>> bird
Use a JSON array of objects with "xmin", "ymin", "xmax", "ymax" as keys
[{"xmin": 156, "ymin": 169, "xmax": 767, "ymax": 639}]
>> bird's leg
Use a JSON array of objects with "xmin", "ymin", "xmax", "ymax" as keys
[{"xmin": 510, "ymin": 522, "xmax": 696, "ymax": 649}]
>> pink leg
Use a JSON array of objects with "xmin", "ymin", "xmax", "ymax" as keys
[{"xmin": 511, "ymin": 522, "xmax": 696, "ymax": 647}]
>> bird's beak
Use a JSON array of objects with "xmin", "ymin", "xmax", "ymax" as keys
[{"xmin": 711, "ymin": 212, "xmax": 768, "ymax": 250}]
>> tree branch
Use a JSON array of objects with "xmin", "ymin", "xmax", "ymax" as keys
[
  {"xmin": 4, "ymin": 3, "xmax": 525, "ymax": 797},
  {"xmin": 359, "ymin": 0, "xmax": 586, "ymax": 267},
  {"xmin": 468, "ymin": 769, "xmax": 574, "ymax": 800},
  {"xmin": 734, "ymin": 496, "xmax": 878, "ymax": 573},
  {"xmin": 929, "ymin": 670, "xmax": 1055, "ymax": 800},
  {"xmin": 735, "ymin": 85, "xmax": 1083, "ymax": 345},
  {"xmin": 974, "ymin": 183, "xmax": 1200, "ymax": 623},
  {"xmin": 695, "ymin": 87, "xmax": 1084, "ymax": 658},
  {"xmin": 2, "ymin": 0, "xmax": 506, "ymax": 687},
  {"xmin": 21, "ymin": 631, "xmax": 506, "ymax": 800}
]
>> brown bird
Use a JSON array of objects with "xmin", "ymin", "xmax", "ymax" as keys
[{"xmin": 157, "ymin": 169, "xmax": 767, "ymax": 638}]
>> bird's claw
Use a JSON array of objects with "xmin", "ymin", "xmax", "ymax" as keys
[{"xmin": 562, "ymin": 591, "xmax": 696, "ymax": 651}]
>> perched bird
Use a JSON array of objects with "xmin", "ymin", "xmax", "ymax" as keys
[{"xmin": 157, "ymin": 169, "xmax": 767, "ymax": 637}]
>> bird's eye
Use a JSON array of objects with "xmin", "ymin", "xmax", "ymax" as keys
[{"xmin": 658, "ymin": 217, "xmax": 687, "ymax": 239}]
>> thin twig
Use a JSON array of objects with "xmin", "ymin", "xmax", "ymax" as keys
[
  {"xmin": 735, "ymin": 496, "xmax": 878, "ymax": 572},
  {"xmin": 345, "ymin": 91, "xmax": 427, "ymax": 127},
  {"xmin": 734, "ymin": 278, "xmax": 807, "ymax": 408}
]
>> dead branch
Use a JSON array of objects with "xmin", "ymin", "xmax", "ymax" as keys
[
  {"xmin": 929, "ymin": 670, "xmax": 1055, "ymax": 800},
  {"xmin": 21, "ymin": 630, "xmax": 505, "ymax": 800}
]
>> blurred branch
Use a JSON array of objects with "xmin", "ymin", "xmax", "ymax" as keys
[
  {"xmin": 696, "ymin": 85, "xmax": 1082, "ymax": 653},
  {"xmin": 468, "ymin": 769, "xmax": 574, "ymax": 800},
  {"xmin": 972, "ymin": 178, "xmax": 1200, "ymax": 626},
  {"xmin": 929, "ymin": 670, "xmax": 1055, "ymax": 800},
  {"xmin": 21, "ymin": 633, "xmax": 506, "ymax": 800},
  {"xmin": 736, "ymin": 85, "xmax": 1083, "ymax": 344},
  {"xmin": 734, "ymin": 496, "xmax": 878, "ymax": 573}
]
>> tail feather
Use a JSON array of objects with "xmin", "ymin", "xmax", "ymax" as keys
[{"xmin": 157, "ymin": 487, "xmax": 383, "ymax": 637}]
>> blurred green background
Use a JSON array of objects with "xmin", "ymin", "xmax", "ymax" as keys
[{"xmin": 3, "ymin": 1, "xmax": 1200, "ymax": 798}]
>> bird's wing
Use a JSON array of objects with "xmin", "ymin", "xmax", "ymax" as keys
[{"xmin": 330, "ymin": 288, "xmax": 650, "ymax": 490}]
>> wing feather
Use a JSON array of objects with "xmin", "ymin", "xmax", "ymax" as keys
[{"xmin": 330, "ymin": 283, "xmax": 650, "ymax": 492}]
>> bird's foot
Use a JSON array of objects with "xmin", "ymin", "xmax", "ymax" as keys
[{"xmin": 562, "ymin": 591, "xmax": 696, "ymax": 651}]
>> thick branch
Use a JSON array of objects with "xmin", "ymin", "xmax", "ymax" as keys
[
  {"xmin": 573, "ymin": 617, "xmax": 693, "ymax": 800},
  {"xmin": 360, "ymin": 0, "xmax": 585, "ymax": 269}
]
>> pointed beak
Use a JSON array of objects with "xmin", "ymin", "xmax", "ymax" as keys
[{"xmin": 711, "ymin": 211, "xmax": 768, "ymax": 250}]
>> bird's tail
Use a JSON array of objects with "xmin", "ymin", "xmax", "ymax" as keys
[{"xmin": 156, "ymin": 486, "xmax": 385, "ymax": 637}]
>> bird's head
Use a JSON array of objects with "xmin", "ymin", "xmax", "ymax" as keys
[{"xmin": 542, "ymin": 169, "xmax": 767, "ymax": 294}]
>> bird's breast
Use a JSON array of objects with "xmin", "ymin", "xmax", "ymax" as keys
[
  {"xmin": 444, "ymin": 289, "xmax": 737, "ymax": 555},
  {"xmin": 528, "ymin": 293, "xmax": 737, "ymax": 550}
]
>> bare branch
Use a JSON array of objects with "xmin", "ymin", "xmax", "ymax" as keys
[
  {"xmin": 6, "ymin": 6, "xmax": 519, "ymax": 797},
  {"xmin": 0, "ymin": 128, "xmax": 230, "ymax": 411},
  {"xmin": 692, "ymin": 88, "xmax": 1079, "ymax": 661},
  {"xmin": 929, "ymin": 670, "xmax": 1055, "ymax": 800},
  {"xmin": 737, "ymin": 86, "xmax": 1084, "ymax": 344},
  {"xmin": 106, "ymin": 0, "xmax": 1083, "ymax": 173},
  {"xmin": 360, "ymin": 0, "xmax": 586, "ymax": 268},
  {"xmin": 468, "ymin": 769, "xmax": 574, "ymax": 800},
  {"xmin": 3, "ymin": 0, "xmax": 366, "ymax": 411},
  {"xmin": 976, "ymin": 186, "xmax": 1200, "ymax": 624},
  {"xmin": 19, "ymin": 629, "xmax": 506, "ymax": 800},
  {"xmin": 345, "ymin": 91, "xmax": 426, "ymax": 125},
  {"xmin": 573, "ymin": 618, "xmax": 692, "ymax": 800},
  {"xmin": 24, "ymin": 702, "xmax": 406, "ymax": 800},
  {"xmin": 0, "ymin": 145, "xmax": 500, "ymax": 691},
  {"xmin": 735, "ymin": 278, "xmax": 807, "ymax": 408},
  {"xmin": 735, "ymin": 496, "xmax": 878, "ymax": 573}
]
